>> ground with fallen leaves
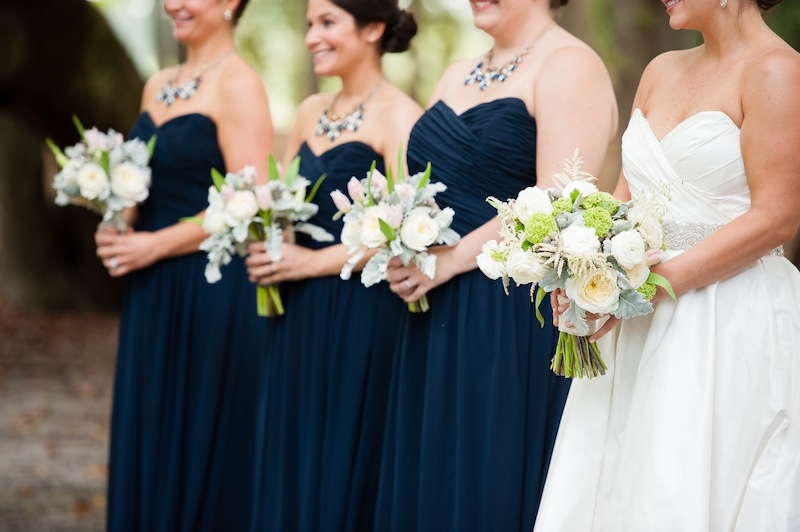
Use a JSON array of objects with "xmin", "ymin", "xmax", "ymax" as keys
[{"xmin": 0, "ymin": 298, "xmax": 117, "ymax": 531}]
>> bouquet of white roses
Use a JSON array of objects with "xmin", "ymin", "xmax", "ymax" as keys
[
  {"xmin": 477, "ymin": 150, "xmax": 674, "ymax": 378},
  {"xmin": 47, "ymin": 116, "xmax": 156, "ymax": 231},
  {"xmin": 332, "ymin": 161, "xmax": 461, "ymax": 313},
  {"xmin": 199, "ymin": 155, "xmax": 333, "ymax": 317}
]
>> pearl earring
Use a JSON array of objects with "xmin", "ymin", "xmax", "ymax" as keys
[
  {"xmin": 720, "ymin": 0, "xmax": 727, "ymax": 6},
  {"xmin": 223, "ymin": 9, "xmax": 233, "ymax": 21}
]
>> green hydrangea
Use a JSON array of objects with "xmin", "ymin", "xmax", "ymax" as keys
[
  {"xmin": 523, "ymin": 213, "xmax": 557, "ymax": 245},
  {"xmin": 583, "ymin": 191, "xmax": 620, "ymax": 215},
  {"xmin": 582, "ymin": 207, "xmax": 613, "ymax": 238},
  {"xmin": 638, "ymin": 282, "xmax": 657, "ymax": 301},
  {"xmin": 551, "ymin": 197, "xmax": 573, "ymax": 216}
]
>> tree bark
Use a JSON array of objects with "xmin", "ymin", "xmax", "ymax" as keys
[{"xmin": 0, "ymin": 0, "xmax": 143, "ymax": 309}]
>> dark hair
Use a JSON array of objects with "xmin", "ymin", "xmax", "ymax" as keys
[
  {"xmin": 756, "ymin": 0, "xmax": 781, "ymax": 9},
  {"xmin": 550, "ymin": 0, "xmax": 569, "ymax": 8},
  {"xmin": 331, "ymin": 0, "xmax": 418, "ymax": 54},
  {"xmin": 233, "ymin": 0, "xmax": 249, "ymax": 24}
]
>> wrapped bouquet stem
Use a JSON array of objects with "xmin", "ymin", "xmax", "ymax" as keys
[{"xmin": 478, "ymin": 149, "xmax": 674, "ymax": 378}]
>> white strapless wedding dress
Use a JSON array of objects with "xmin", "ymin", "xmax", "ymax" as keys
[{"xmin": 534, "ymin": 109, "xmax": 800, "ymax": 532}]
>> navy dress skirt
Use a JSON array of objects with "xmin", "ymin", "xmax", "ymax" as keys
[
  {"xmin": 374, "ymin": 99, "xmax": 571, "ymax": 531},
  {"xmin": 107, "ymin": 112, "xmax": 268, "ymax": 532},
  {"xmin": 250, "ymin": 142, "xmax": 406, "ymax": 532}
]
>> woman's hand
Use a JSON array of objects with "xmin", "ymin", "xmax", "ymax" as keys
[
  {"xmin": 95, "ymin": 227, "xmax": 162, "ymax": 277},
  {"xmin": 245, "ymin": 241, "xmax": 318, "ymax": 285},
  {"xmin": 551, "ymin": 288, "xmax": 620, "ymax": 342},
  {"xmin": 386, "ymin": 245, "xmax": 457, "ymax": 303}
]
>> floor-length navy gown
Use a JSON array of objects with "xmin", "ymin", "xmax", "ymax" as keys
[
  {"xmin": 374, "ymin": 98, "xmax": 571, "ymax": 531},
  {"xmin": 250, "ymin": 142, "xmax": 406, "ymax": 532},
  {"xmin": 107, "ymin": 112, "xmax": 268, "ymax": 532}
]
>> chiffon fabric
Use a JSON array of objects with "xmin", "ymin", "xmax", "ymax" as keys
[
  {"xmin": 374, "ymin": 98, "xmax": 571, "ymax": 532},
  {"xmin": 535, "ymin": 109, "xmax": 800, "ymax": 531},
  {"xmin": 249, "ymin": 142, "xmax": 406, "ymax": 532},
  {"xmin": 107, "ymin": 113, "xmax": 268, "ymax": 532}
]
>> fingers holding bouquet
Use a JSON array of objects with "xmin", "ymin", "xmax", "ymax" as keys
[{"xmin": 95, "ymin": 230, "xmax": 159, "ymax": 277}]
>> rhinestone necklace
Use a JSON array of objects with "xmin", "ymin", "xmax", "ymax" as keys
[
  {"xmin": 316, "ymin": 79, "xmax": 385, "ymax": 142},
  {"xmin": 155, "ymin": 49, "xmax": 235, "ymax": 107},
  {"xmin": 465, "ymin": 22, "xmax": 556, "ymax": 91}
]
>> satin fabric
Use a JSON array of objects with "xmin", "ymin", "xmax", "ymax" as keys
[
  {"xmin": 249, "ymin": 142, "xmax": 406, "ymax": 532},
  {"xmin": 107, "ymin": 113, "xmax": 268, "ymax": 532},
  {"xmin": 535, "ymin": 109, "xmax": 800, "ymax": 532},
  {"xmin": 374, "ymin": 99, "xmax": 570, "ymax": 532}
]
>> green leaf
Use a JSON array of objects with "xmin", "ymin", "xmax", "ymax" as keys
[
  {"xmin": 211, "ymin": 167, "xmax": 225, "ymax": 190},
  {"xmin": 71, "ymin": 115, "xmax": 86, "ymax": 138},
  {"xmin": 365, "ymin": 160, "xmax": 377, "ymax": 207},
  {"xmin": 146, "ymin": 134, "xmax": 157, "ymax": 160},
  {"xmin": 614, "ymin": 288, "xmax": 654, "ymax": 319},
  {"xmin": 416, "ymin": 162, "xmax": 432, "ymax": 191},
  {"xmin": 534, "ymin": 285, "xmax": 547, "ymax": 328},
  {"xmin": 284, "ymin": 155, "xmax": 301, "ymax": 186},
  {"xmin": 268, "ymin": 154, "xmax": 280, "ymax": 182},
  {"xmin": 45, "ymin": 138, "xmax": 70, "ymax": 168},
  {"xmin": 378, "ymin": 218, "xmax": 396, "ymax": 242},
  {"xmin": 396, "ymin": 144, "xmax": 405, "ymax": 182},
  {"xmin": 386, "ymin": 165, "xmax": 395, "ymax": 194},
  {"xmin": 306, "ymin": 173, "xmax": 327, "ymax": 203},
  {"xmin": 99, "ymin": 150, "xmax": 111, "ymax": 174},
  {"xmin": 180, "ymin": 215, "xmax": 203, "ymax": 225},
  {"xmin": 647, "ymin": 271, "xmax": 676, "ymax": 300}
]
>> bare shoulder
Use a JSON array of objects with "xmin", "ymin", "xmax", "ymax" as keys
[
  {"xmin": 742, "ymin": 42, "xmax": 800, "ymax": 100},
  {"xmin": 141, "ymin": 67, "xmax": 178, "ymax": 108},
  {"xmin": 430, "ymin": 58, "xmax": 477, "ymax": 102},
  {"xmin": 383, "ymin": 84, "xmax": 423, "ymax": 123},
  {"xmin": 217, "ymin": 56, "xmax": 268, "ymax": 103},
  {"xmin": 537, "ymin": 36, "xmax": 611, "ymax": 84}
]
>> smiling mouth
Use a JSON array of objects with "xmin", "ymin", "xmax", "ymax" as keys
[{"xmin": 665, "ymin": 0, "xmax": 681, "ymax": 8}]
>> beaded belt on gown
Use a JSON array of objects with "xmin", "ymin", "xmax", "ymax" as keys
[{"xmin": 664, "ymin": 220, "xmax": 784, "ymax": 256}]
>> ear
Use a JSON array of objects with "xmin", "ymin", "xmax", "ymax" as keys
[
  {"xmin": 224, "ymin": 0, "xmax": 241, "ymax": 15},
  {"xmin": 362, "ymin": 21, "xmax": 387, "ymax": 45}
]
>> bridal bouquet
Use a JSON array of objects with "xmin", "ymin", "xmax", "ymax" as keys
[
  {"xmin": 47, "ymin": 116, "xmax": 156, "ymax": 231},
  {"xmin": 332, "ymin": 161, "xmax": 460, "ymax": 313},
  {"xmin": 477, "ymin": 150, "xmax": 673, "ymax": 378},
  {"xmin": 199, "ymin": 156, "xmax": 333, "ymax": 317}
]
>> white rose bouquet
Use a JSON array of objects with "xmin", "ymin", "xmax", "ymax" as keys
[
  {"xmin": 333, "ymin": 161, "xmax": 461, "ymax": 313},
  {"xmin": 198, "ymin": 156, "xmax": 333, "ymax": 317},
  {"xmin": 47, "ymin": 116, "xmax": 156, "ymax": 231},
  {"xmin": 477, "ymin": 150, "xmax": 674, "ymax": 378}
]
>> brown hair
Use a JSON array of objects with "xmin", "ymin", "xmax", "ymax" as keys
[{"xmin": 331, "ymin": 0, "xmax": 418, "ymax": 54}]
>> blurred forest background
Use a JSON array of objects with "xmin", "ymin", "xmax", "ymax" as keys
[{"xmin": 0, "ymin": 1, "xmax": 798, "ymax": 530}]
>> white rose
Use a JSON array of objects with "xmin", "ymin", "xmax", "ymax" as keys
[
  {"xmin": 560, "ymin": 224, "xmax": 601, "ymax": 256},
  {"xmin": 565, "ymin": 267, "xmax": 620, "ymax": 315},
  {"xmin": 202, "ymin": 207, "xmax": 228, "ymax": 235},
  {"xmin": 505, "ymin": 248, "xmax": 547, "ymax": 286},
  {"xmin": 562, "ymin": 180, "xmax": 598, "ymax": 199},
  {"xmin": 340, "ymin": 218, "xmax": 363, "ymax": 248},
  {"xmin": 110, "ymin": 162, "xmax": 151, "ymax": 203},
  {"xmin": 400, "ymin": 207, "xmax": 439, "ymax": 251},
  {"xmin": 76, "ymin": 162, "xmax": 110, "ymax": 200},
  {"xmin": 628, "ymin": 205, "xmax": 665, "ymax": 249},
  {"xmin": 513, "ymin": 186, "xmax": 553, "ymax": 222},
  {"xmin": 360, "ymin": 205, "xmax": 390, "ymax": 248},
  {"xmin": 476, "ymin": 240, "xmax": 505, "ymax": 280},
  {"xmin": 224, "ymin": 190, "xmax": 259, "ymax": 222},
  {"xmin": 609, "ymin": 229, "xmax": 646, "ymax": 269},
  {"xmin": 625, "ymin": 260, "xmax": 650, "ymax": 289}
]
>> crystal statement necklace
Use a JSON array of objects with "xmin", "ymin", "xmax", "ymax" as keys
[
  {"xmin": 155, "ymin": 49, "xmax": 235, "ymax": 107},
  {"xmin": 316, "ymin": 79, "xmax": 385, "ymax": 141},
  {"xmin": 465, "ymin": 22, "xmax": 556, "ymax": 91}
]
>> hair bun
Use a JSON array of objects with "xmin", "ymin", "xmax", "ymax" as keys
[
  {"xmin": 382, "ymin": 10, "xmax": 418, "ymax": 54},
  {"xmin": 549, "ymin": 0, "xmax": 569, "ymax": 7},
  {"xmin": 757, "ymin": 0, "xmax": 782, "ymax": 9}
]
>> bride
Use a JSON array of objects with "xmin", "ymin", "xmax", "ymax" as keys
[{"xmin": 534, "ymin": 0, "xmax": 800, "ymax": 530}]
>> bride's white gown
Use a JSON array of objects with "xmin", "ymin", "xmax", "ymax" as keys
[{"xmin": 534, "ymin": 109, "xmax": 800, "ymax": 532}]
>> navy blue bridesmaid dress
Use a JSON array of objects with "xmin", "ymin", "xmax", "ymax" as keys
[
  {"xmin": 249, "ymin": 142, "xmax": 406, "ymax": 531},
  {"xmin": 106, "ymin": 112, "xmax": 268, "ymax": 532},
  {"xmin": 374, "ymin": 98, "xmax": 571, "ymax": 531}
]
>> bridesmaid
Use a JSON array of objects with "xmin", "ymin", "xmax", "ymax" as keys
[
  {"xmin": 244, "ymin": 0, "xmax": 420, "ymax": 530},
  {"xmin": 94, "ymin": 0, "xmax": 274, "ymax": 530},
  {"xmin": 376, "ymin": 0, "xmax": 617, "ymax": 530}
]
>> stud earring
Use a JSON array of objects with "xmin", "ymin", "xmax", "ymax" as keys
[
  {"xmin": 720, "ymin": 0, "xmax": 727, "ymax": 7},
  {"xmin": 223, "ymin": 9, "xmax": 233, "ymax": 21}
]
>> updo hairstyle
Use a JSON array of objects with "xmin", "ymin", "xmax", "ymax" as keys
[{"xmin": 331, "ymin": 0, "xmax": 418, "ymax": 54}]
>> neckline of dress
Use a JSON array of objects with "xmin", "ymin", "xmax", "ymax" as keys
[
  {"xmin": 633, "ymin": 108, "xmax": 739, "ymax": 144},
  {"xmin": 141, "ymin": 110, "xmax": 217, "ymax": 130},
  {"xmin": 435, "ymin": 97, "xmax": 533, "ymax": 121},
  {"xmin": 300, "ymin": 140, "xmax": 380, "ymax": 160}
]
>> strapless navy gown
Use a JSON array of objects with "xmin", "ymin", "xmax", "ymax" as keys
[
  {"xmin": 107, "ymin": 112, "xmax": 268, "ymax": 532},
  {"xmin": 374, "ymin": 99, "xmax": 571, "ymax": 531},
  {"xmin": 250, "ymin": 142, "xmax": 406, "ymax": 531}
]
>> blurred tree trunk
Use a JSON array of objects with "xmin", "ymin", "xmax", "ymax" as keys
[{"xmin": 0, "ymin": 0, "xmax": 142, "ymax": 309}]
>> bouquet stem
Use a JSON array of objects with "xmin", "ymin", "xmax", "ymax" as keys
[
  {"xmin": 407, "ymin": 294, "xmax": 430, "ymax": 313},
  {"xmin": 550, "ymin": 332, "xmax": 607, "ymax": 379},
  {"xmin": 257, "ymin": 284, "xmax": 284, "ymax": 317}
]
